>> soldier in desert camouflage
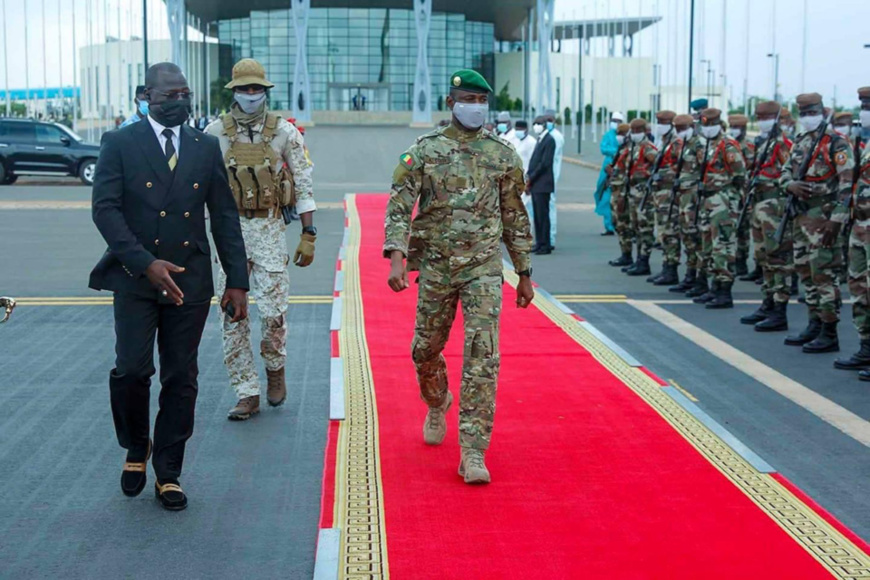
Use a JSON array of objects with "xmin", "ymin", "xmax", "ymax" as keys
[{"xmin": 384, "ymin": 69, "xmax": 534, "ymax": 484}]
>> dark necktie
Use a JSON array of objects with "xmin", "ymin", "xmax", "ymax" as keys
[{"xmin": 162, "ymin": 128, "xmax": 177, "ymax": 171}]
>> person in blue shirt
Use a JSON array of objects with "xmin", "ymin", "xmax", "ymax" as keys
[
  {"xmin": 119, "ymin": 86, "xmax": 148, "ymax": 128},
  {"xmin": 594, "ymin": 112, "xmax": 625, "ymax": 235}
]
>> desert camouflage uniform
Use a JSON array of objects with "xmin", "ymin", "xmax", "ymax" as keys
[
  {"xmin": 206, "ymin": 113, "xmax": 315, "ymax": 398},
  {"xmin": 698, "ymin": 133, "xmax": 747, "ymax": 283},
  {"xmin": 625, "ymin": 137, "xmax": 658, "ymax": 258},
  {"xmin": 750, "ymin": 132, "xmax": 793, "ymax": 303},
  {"xmin": 384, "ymin": 124, "xmax": 532, "ymax": 450},
  {"xmin": 781, "ymin": 129, "xmax": 854, "ymax": 324},
  {"xmin": 677, "ymin": 133, "xmax": 707, "ymax": 271},
  {"xmin": 848, "ymin": 146, "xmax": 870, "ymax": 338},
  {"xmin": 735, "ymin": 137, "xmax": 757, "ymax": 265},
  {"xmin": 610, "ymin": 146, "xmax": 634, "ymax": 256},
  {"xmin": 652, "ymin": 132, "xmax": 684, "ymax": 266}
]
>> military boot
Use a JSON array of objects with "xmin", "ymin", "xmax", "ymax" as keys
[
  {"xmin": 423, "ymin": 391, "xmax": 453, "ymax": 445},
  {"xmin": 693, "ymin": 279, "xmax": 720, "ymax": 304},
  {"xmin": 858, "ymin": 370, "xmax": 870, "ymax": 382},
  {"xmin": 684, "ymin": 273, "xmax": 709, "ymax": 298},
  {"xmin": 784, "ymin": 316, "xmax": 822, "ymax": 346},
  {"xmin": 740, "ymin": 296, "xmax": 774, "ymax": 325},
  {"xmin": 755, "ymin": 301, "xmax": 788, "ymax": 332},
  {"xmin": 646, "ymin": 268, "xmax": 663, "ymax": 283},
  {"xmin": 669, "ymin": 269, "xmax": 696, "ymax": 293},
  {"xmin": 735, "ymin": 257, "xmax": 749, "ymax": 277},
  {"xmin": 626, "ymin": 255, "xmax": 651, "ymax": 276},
  {"xmin": 458, "ymin": 448, "xmax": 491, "ymax": 485},
  {"xmin": 739, "ymin": 265, "xmax": 762, "ymax": 282},
  {"xmin": 833, "ymin": 339, "xmax": 870, "ymax": 370},
  {"xmin": 228, "ymin": 395, "xmax": 260, "ymax": 421},
  {"xmin": 266, "ymin": 367, "xmax": 286, "ymax": 407},
  {"xmin": 705, "ymin": 282, "xmax": 734, "ymax": 309},
  {"xmin": 802, "ymin": 321, "xmax": 839, "ymax": 353},
  {"xmin": 654, "ymin": 264, "xmax": 680, "ymax": 286},
  {"xmin": 609, "ymin": 252, "xmax": 632, "ymax": 267}
]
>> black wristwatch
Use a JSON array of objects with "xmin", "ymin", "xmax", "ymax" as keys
[
  {"xmin": 516, "ymin": 268, "xmax": 532, "ymax": 278},
  {"xmin": 302, "ymin": 226, "xmax": 317, "ymax": 236}
]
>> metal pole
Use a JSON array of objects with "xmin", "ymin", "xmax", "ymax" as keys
[
  {"xmin": 2, "ymin": 0, "xmax": 9, "ymax": 116},
  {"xmin": 73, "ymin": 0, "xmax": 78, "ymax": 131},
  {"xmin": 205, "ymin": 21, "xmax": 211, "ymax": 117},
  {"xmin": 24, "ymin": 1, "xmax": 30, "ymax": 117},
  {"xmin": 42, "ymin": 0, "xmax": 48, "ymax": 116},
  {"xmin": 800, "ymin": 0, "xmax": 808, "ymax": 93},
  {"xmin": 577, "ymin": 21, "xmax": 582, "ymax": 154},
  {"xmin": 59, "ymin": 0, "xmax": 64, "ymax": 118},
  {"xmin": 143, "ymin": 0, "xmax": 148, "ymax": 70},
  {"xmin": 743, "ymin": 0, "xmax": 749, "ymax": 114},
  {"xmin": 688, "ymin": 0, "xmax": 695, "ymax": 111}
]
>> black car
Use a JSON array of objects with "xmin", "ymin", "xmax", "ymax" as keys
[{"xmin": 0, "ymin": 118, "xmax": 100, "ymax": 185}]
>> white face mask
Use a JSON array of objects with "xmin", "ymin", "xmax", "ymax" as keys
[
  {"xmin": 655, "ymin": 123, "xmax": 672, "ymax": 137},
  {"xmin": 533, "ymin": 123, "xmax": 544, "ymax": 135},
  {"xmin": 616, "ymin": 135, "xmax": 626, "ymax": 145},
  {"xmin": 860, "ymin": 110, "xmax": 870, "ymax": 129},
  {"xmin": 452, "ymin": 102, "xmax": 488, "ymax": 130},
  {"xmin": 234, "ymin": 92, "xmax": 267, "ymax": 114},
  {"xmin": 677, "ymin": 128, "xmax": 693, "ymax": 140},
  {"xmin": 610, "ymin": 121, "xmax": 619, "ymax": 131},
  {"xmin": 728, "ymin": 127, "xmax": 743, "ymax": 139},
  {"xmin": 800, "ymin": 114, "xmax": 824, "ymax": 133},
  {"xmin": 629, "ymin": 132, "xmax": 644, "ymax": 144},
  {"xmin": 758, "ymin": 119, "xmax": 776, "ymax": 134},
  {"xmin": 833, "ymin": 125, "xmax": 851, "ymax": 137},
  {"xmin": 700, "ymin": 125, "xmax": 721, "ymax": 139}
]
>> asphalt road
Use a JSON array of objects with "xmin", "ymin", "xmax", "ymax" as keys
[{"xmin": 0, "ymin": 126, "xmax": 868, "ymax": 578}]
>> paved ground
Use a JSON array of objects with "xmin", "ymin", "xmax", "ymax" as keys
[{"xmin": 1, "ymin": 125, "xmax": 868, "ymax": 578}]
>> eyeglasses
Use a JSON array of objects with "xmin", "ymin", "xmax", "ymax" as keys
[{"xmin": 151, "ymin": 90, "xmax": 194, "ymax": 101}]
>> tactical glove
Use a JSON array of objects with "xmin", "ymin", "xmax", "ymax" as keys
[{"xmin": 294, "ymin": 233, "xmax": 316, "ymax": 267}]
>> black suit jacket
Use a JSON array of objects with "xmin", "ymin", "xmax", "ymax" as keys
[
  {"xmin": 89, "ymin": 118, "xmax": 249, "ymax": 304},
  {"xmin": 527, "ymin": 131, "xmax": 556, "ymax": 195}
]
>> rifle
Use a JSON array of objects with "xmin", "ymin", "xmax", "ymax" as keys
[
  {"xmin": 638, "ymin": 132, "xmax": 672, "ymax": 213},
  {"xmin": 692, "ymin": 138, "xmax": 712, "ymax": 228},
  {"xmin": 666, "ymin": 138, "xmax": 688, "ymax": 222},
  {"xmin": 774, "ymin": 112, "xmax": 834, "ymax": 246},
  {"xmin": 736, "ymin": 109, "xmax": 782, "ymax": 231},
  {"xmin": 604, "ymin": 139, "xmax": 629, "ymax": 190},
  {"xmin": 842, "ymin": 134, "xmax": 863, "ymax": 245}
]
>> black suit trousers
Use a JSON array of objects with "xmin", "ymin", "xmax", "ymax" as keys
[
  {"xmin": 532, "ymin": 191, "xmax": 552, "ymax": 249},
  {"xmin": 110, "ymin": 292, "xmax": 210, "ymax": 483}
]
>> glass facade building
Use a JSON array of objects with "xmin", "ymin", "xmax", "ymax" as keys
[{"xmin": 217, "ymin": 8, "xmax": 495, "ymax": 112}]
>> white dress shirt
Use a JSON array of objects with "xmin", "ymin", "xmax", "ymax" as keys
[{"xmin": 147, "ymin": 115, "xmax": 181, "ymax": 159}]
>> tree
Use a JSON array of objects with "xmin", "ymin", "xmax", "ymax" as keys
[
  {"xmin": 495, "ymin": 82, "xmax": 514, "ymax": 112},
  {"xmin": 210, "ymin": 77, "xmax": 234, "ymax": 115}
]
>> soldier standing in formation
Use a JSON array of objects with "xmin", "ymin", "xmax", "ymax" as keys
[
  {"xmin": 206, "ymin": 59, "xmax": 317, "ymax": 420},
  {"xmin": 385, "ymin": 69, "xmax": 535, "ymax": 484},
  {"xmin": 607, "ymin": 123, "xmax": 633, "ymax": 267},
  {"xmin": 782, "ymin": 93, "xmax": 854, "ymax": 353},
  {"xmin": 623, "ymin": 118, "xmax": 659, "ymax": 277},
  {"xmin": 728, "ymin": 114, "xmax": 757, "ymax": 279},
  {"xmin": 648, "ymin": 110, "xmax": 683, "ymax": 286},
  {"xmin": 670, "ymin": 114, "xmax": 705, "ymax": 295}
]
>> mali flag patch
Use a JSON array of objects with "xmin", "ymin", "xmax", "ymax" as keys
[{"xmin": 401, "ymin": 153, "xmax": 414, "ymax": 167}]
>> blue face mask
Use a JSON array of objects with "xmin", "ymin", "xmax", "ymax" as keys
[
  {"xmin": 515, "ymin": 130, "xmax": 526, "ymax": 140},
  {"xmin": 497, "ymin": 123, "xmax": 508, "ymax": 134},
  {"xmin": 546, "ymin": 121, "xmax": 554, "ymax": 131},
  {"xmin": 137, "ymin": 100, "xmax": 149, "ymax": 116}
]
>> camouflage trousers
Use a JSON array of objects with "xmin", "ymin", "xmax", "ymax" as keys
[
  {"xmin": 412, "ymin": 273, "xmax": 502, "ymax": 450},
  {"xmin": 848, "ymin": 223, "xmax": 870, "ymax": 339},
  {"xmin": 794, "ymin": 204, "xmax": 842, "ymax": 323},
  {"xmin": 611, "ymin": 186, "xmax": 635, "ymax": 255},
  {"xmin": 677, "ymin": 188, "xmax": 702, "ymax": 271},
  {"xmin": 654, "ymin": 187, "xmax": 681, "ymax": 266},
  {"xmin": 628, "ymin": 186, "xmax": 655, "ymax": 258},
  {"xmin": 699, "ymin": 189, "xmax": 740, "ymax": 283},
  {"xmin": 736, "ymin": 197, "xmax": 753, "ymax": 263},
  {"xmin": 217, "ymin": 263, "xmax": 289, "ymax": 398},
  {"xmin": 753, "ymin": 193, "xmax": 794, "ymax": 304}
]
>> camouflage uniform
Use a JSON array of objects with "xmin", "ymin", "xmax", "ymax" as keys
[
  {"xmin": 610, "ymin": 146, "xmax": 634, "ymax": 256},
  {"xmin": 384, "ymin": 124, "xmax": 532, "ymax": 450},
  {"xmin": 735, "ymin": 137, "xmax": 757, "ymax": 265},
  {"xmin": 698, "ymin": 132, "xmax": 747, "ymax": 283},
  {"xmin": 652, "ymin": 132, "xmax": 684, "ymax": 266},
  {"xmin": 677, "ymin": 133, "xmax": 706, "ymax": 272},
  {"xmin": 625, "ymin": 137, "xmax": 658, "ymax": 258},
  {"xmin": 751, "ymin": 132, "xmax": 794, "ymax": 303},
  {"xmin": 206, "ymin": 113, "xmax": 315, "ymax": 398},
  {"xmin": 781, "ymin": 129, "xmax": 854, "ymax": 324},
  {"xmin": 848, "ymin": 145, "xmax": 870, "ymax": 338}
]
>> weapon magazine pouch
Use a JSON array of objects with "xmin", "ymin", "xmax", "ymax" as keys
[
  {"xmin": 235, "ymin": 167, "xmax": 258, "ymax": 210},
  {"xmin": 280, "ymin": 167, "xmax": 296, "ymax": 208},
  {"xmin": 253, "ymin": 163, "xmax": 275, "ymax": 208}
]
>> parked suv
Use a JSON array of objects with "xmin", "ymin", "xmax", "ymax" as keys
[{"xmin": 0, "ymin": 119, "xmax": 100, "ymax": 185}]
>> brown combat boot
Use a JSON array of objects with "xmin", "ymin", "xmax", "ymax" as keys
[
  {"xmin": 266, "ymin": 367, "xmax": 286, "ymax": 407},
  {"xmin": 227, "ymin": 395, "xmax": 260, "ymax": 421},
  {"xmin": 458, "ymin": 448, "xmax": 491, "ymax": 484},
  {"xmin": 422, "ymin": 391, "xmax": 453, "ymax": 445}
]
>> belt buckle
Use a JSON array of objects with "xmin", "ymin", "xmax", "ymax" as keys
[{"xmin": 245, "ymin": 209, "xmax": 255, "ymax": 219}]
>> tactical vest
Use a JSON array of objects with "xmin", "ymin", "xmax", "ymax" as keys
[{"xmin": 221, "ymin": 113, "xmax": 296, "ymax": 218}]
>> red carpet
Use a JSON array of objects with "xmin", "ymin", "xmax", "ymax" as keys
[{"xmin": 351, "ymin": 194, "xmax": 859, "ymax": 579}]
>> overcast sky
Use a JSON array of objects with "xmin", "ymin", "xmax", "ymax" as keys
[{"xmin": 1, "ymin": 0, "xmax": 867, "ymax": 108}]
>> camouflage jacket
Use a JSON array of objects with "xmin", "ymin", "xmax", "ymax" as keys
[
  {"xmin": 853, "ymin": 146, "xmax": 870, "ymax": 220},
  {"xmin": 653, "ymin": 132, "xmax": 684, "ymax": 189},
  {"xmin": 781, "ymin": 129, "xmax": 855, "ymax": 223},
  {"xmin": 615, "ymin": 137, "xmax": 658, "ymax": 189},
  {"xmin": 610, "ymin": 145, "xmax": 630, "ymax": 192},
  {"xmin": 749, "ymin": 133, "xmax": 792, "ymax": 192},
  {"xmin": 700, "ymin": 133, "xmax": 747, "ymax": 194},
  {"xmin": 677, "ymin": 134, "xmax": 707, "ymax": 191},
  {"xmin": 384, "ymin": 124, "xmax": 532, "ymax": 279},
  {"xmin": 737, "ymin": 137, "xmax": 756, "ymax": 173}
]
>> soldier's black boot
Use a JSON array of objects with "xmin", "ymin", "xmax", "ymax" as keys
[
  {"xmin": 669, "ymin": 269, "xmax": 696, "ymax": 293},
  {"xmin": 654, "ymin": 264, "xmax": 680, "ymax": 286},
  {"xmin": 735, "ymin": 258, "xmax": 749, "ymax": 277},
  {"xmin": 784, "ymin": 316, "xmax": 822, "ymax": 346},
  {"xmin": 755, "ymin": 301, "xmax": 789, "ymax": 332},
  {"xmin": 740, "ymin": 295, "xmax": 774, "ymax": 325},
  {"xmin": 739, "ymin": 265, "xmax": 762, "ymax": 282},
  {"xmin": 609, "ymin": 252, "xmax": 633, "ymax": 267},
  {"xmin": 706, "ymin": 282, "xmax": 734, "ymax": 309},
  {"xmin": 626, "ymin": 255, "xmax": 651, "ymax": 276},
  {"xmin": 685, "ymin": 273, "xmax": 709, "ymax": 298},
  {"xmin": 693, "ymin": 279, "xmax": 720, "ymax": 304},
  {"xmin": 858, "ymin": 369, "xmax": 870, "ymax": 382},
  {"xmin": 802, "ymin": 321, "xmax": 839, "ymax": 353},
  {"xmin": 646, "ymin": 266, "xmax": 664, "ymax": 283},
  {"xmin": 833, "ymin": 339, "xmax": 870, "ymax": 370}
]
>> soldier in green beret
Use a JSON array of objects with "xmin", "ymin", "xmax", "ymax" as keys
[{"xmin": 384, "ymin": 69, "xmax": 535, "ymax": 484}]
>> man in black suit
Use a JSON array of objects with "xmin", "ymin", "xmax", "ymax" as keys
[
  {"xmin": 90, "ymin": 63, "xmax": 249, "ymax": 511},
  {"xmin": 526, "ymin": 115, "xmax": 556, "ymax": 255}
]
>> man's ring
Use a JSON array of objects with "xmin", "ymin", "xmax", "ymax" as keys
[{"xmin": 161, "ymin": 289, "xmax": 169, "ymax": 297}]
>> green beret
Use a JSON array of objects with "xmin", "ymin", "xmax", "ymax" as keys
[
  {"xmin": 690, "ymin": 98, "xmax": 708, "ymax": 111},
  {"xmin": 449, "ymin": 69, "xmax": 493, "ymax": 94}
]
